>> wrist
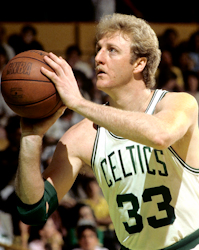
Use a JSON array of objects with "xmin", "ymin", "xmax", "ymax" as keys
[
  {"xmin": 72, "ymin": 97, "xmax": 92, "ymax": 115},
  {"xmin": 21, "ymin": 134, "xmax": 43, "ymax": 147}
]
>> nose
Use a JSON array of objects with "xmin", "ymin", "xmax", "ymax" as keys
[{"xmin": 95, "ymin": 48, "xmax": 106, "ymax": 65}]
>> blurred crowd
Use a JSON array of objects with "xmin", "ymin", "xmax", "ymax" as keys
[{"xmin": 1, "ymin": 22, "xmax": 199, "ymax": 250}]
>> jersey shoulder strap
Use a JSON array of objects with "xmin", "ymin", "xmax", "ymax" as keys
[{"xmin": 145, "ymin": 89, "xmax": 168, "ymax": 115}]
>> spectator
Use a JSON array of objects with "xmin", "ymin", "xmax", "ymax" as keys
[
  {"xmin": 0, "ymin": 25, "xmax": 15, "ymax": 60},
  {"xmin": 73, "ymin": 70, "xmax": 94, "ymax": 101},
  {"xmin": 58, "ymin": 108, "xmax": 84, "ymax": 134},
  {"xmin": 0, "ymin": 47, "xmax": 15, "ymax": 125},
  {"xmin": 0, "ymin": 45, "xmax": 15, "ymax": 125},
  {"xmin": 156, "ymin": 68, "xmax": 180, "ymax": 91},
  {"xmin": 178, "ymin": 51, "xmax": 195, "ymax": 73},
  {"xmin": 0, "ymin": 116, "xmax": 21, "ymax": 191},
  {"xmin": 183, "ymin": 71, "xmax": 199, "ymax": 104},
  {"xmin": 67, "ymin": 203, "xmax": 104, "ymax": 249},
  {"xmin": 18, "ymin": 221, "xmax": 29, "ymax": 249},
  {"xmin": 0, "ymin": 45, "xmax": 7, "ymax": 77},
  {"xmin": 0, "ymin": 45, "xmax": 14, "ymax": 124},
  {"xmin": 188, "ymin": 30, "xmax": 199, "ymax": 73},
  {"xmin": 82, "ymin": 177, "xmax": 119, "ymax": 250},
  {"xmin": 0, "ymin": 116, "xmax": 21, "ymax": 246},
  {"xmin": 82, "ymin": 177, "xmax": 112, "ymax": 230},
  {"xmin": 8, "ymin": 25, "xmax": 43, "ymax": 54},
  {"xmin": 159, "ymin": 28, "xmax": 179, "ymax": 63},
  {"xmin": 72, "ymin": 221, "xmax": 109, "ymax": 250},
  {"xmin": 28, "ymin": 211, "xmax": 65, "ymax": 250},
  {"xmin": 156, "ymin": 50, "xmax": 184, "ymax": 90},
  {"xmin": 44, "ymin": 109, "xmax": 85, "ymax": 146},
  {"xmin": 65, "ymin": 45, "xmax": 93, "ymax": 79}
]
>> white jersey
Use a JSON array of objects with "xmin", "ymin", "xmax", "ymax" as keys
[{"xmin": 91, "ymin": 89, "xmax": 199, "ymax": 250}]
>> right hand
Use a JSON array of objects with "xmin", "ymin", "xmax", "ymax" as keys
[
  {"xmin": 41, "ymin": 53, "xmax": 84, "ymax": 111},
  {"xmin": 20, "ymin": 106, "xmax": 66, "ymax": 137}
]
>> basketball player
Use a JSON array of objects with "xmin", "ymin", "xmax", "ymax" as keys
[{"xmin": 15, "ymin": 14, "xmax": 199, "ymax": 249}]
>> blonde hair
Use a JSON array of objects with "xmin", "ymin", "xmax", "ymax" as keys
[{"xmin": 96, "ymin": 13, "xmax": 161, "ymax": 88}]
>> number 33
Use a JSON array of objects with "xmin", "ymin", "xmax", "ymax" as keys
[{"xmin": 116, "ymin": 185, "xmax": 176, "ymax": 234}]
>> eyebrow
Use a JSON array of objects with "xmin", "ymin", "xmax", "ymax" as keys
[{"xmin": 96, "ymin": 42, "xmax": 120, "ymax": 50}]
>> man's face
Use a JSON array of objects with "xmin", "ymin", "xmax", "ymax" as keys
[
  {"xmin": 95, "ymin": 31, "xmax": 135, "ymax": 93},
  {"xmin": 79, "ymin": 229, "xmax": 98, "ymax": 250}
]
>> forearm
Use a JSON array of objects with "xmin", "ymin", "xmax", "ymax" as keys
[
  {"xmin": 15, "ymin": 135, "xmax": 44, "ymax": 204},
  {"xmin": 73, "ymin": 99, "xmax": 169, "ymax": 149}
]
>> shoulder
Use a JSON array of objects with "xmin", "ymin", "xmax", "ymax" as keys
[
  {"xmin": 62, "ymin": 118, "xmax": 97, "ymax": 141},
  {"xmin": 60, "ymin": 118, "xmax": 97, "ymax": 166},
  {"xmin": 162, "ymin": 91, "xmax": 196, "ymax": 102},
  {"xmin": 157, "ymin": 91, "xmax": 198, "ymax": 114},
  {"xmin": 155, "ymin": 91, "xmax": 199, "ymax": 132}
]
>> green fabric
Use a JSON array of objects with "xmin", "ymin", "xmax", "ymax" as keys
[
  {"xmin": 120, "ymin": 228, "xmax": 199, "ymax": 250},
  {"xmin": 16, "ymin": 179, "xmax": 58, "ymax": 226},
  {"xmin": 161, "ymin": 228, "xmax": 199, "ymax": 250}
]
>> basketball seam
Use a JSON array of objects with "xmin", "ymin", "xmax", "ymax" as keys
[
  {"xmin": 41, "ymin": 99, "xmax": 62, "ymax": 118},
  {"xmin": 8, "ymin": 56, "xmax": 48, "ymax": 66},
  {"xmin": 1, "ymin": 79, "xmax": 51, "ymax": 83},
  {"xmin": 5, "ymin": 92, "xmax": 59, "ymax": 106}
]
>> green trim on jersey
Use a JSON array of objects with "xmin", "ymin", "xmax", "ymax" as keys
[
  {"xmin": 169, "ymin": 147, "xmax": 199, "ymax": 174},
  {"xmin": 120, "ymin": 228, "xmax": 199, "ymax": 250},
  {"xmin": 91, "ymin": 125, "xmax": 100, "ymax": 173},
  {"xmin": 92, "ymin": 89, "xmax": 199, "ymax": 249},
  {"xmin": 107, "ymin": 89, "xmax": 168, "ymax": 140},
  {"xmin": 161, "ymin": 228, "xmax": 199, "ymax": 250},
  {"xmin": 145, "ymin": 89, "xmax": 168, "ymax": 114}
]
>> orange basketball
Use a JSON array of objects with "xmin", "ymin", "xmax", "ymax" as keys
[{"xmin": 1, "ymin": 50, "xmax": 62, "ymax": 119}]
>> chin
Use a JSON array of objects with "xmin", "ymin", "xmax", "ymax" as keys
[{"xmin": 96, "ymin": 79, "xmax": 112, "ymax": 92}]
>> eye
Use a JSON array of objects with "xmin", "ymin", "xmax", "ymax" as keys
[{"xmin": 109, "ymin": 47, "xmax": 117, "ymax": 53}]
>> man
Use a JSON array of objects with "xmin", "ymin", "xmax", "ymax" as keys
[
  {"xmin": 15, "ymin": 14, "xmax": 199, "ymax": 250},
  {"xmin": 73, "ymin": 221, "xmax": 108, "ymax": 250}
]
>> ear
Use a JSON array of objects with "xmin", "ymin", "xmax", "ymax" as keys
[{"xmin": 133, "ymin": 57, "xmax": 147, "ymax": 74}]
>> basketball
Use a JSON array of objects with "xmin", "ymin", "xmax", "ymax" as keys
[{"xmin": 1, "ymin": 50, "xmax": 62, "ymax": 119}]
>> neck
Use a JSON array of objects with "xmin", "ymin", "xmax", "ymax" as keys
[{"xmin": 108, "ymin": 81, "xmax": 153, "ymax": 112}]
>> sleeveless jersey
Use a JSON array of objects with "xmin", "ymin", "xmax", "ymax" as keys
[{"xmin": 91, "ymin": 89, "xmax": 199, "ymax": 250}]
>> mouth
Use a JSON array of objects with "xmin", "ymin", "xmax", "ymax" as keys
[
  {"xmin": 96, "ymin": 68, "xmax": 106, "ymax": 76},
  {"xmin": 98, "ymin": 71, "xmax": 106, "ymax": 76}
]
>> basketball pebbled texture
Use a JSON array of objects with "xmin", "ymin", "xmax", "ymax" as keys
[{"xmin": 1, "ymin": 50, "xmax": 62, "ymax": 119}]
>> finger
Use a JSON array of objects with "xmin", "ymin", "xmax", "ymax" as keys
[
  {"xmin": 43, "ymin": 54, "xmax": 65, "ymax": 78},
  {"xmin": 41, "ymin": 66, "xmax": 59, "ymax": 82},
  {"xmin": 57, "ymin": 105, "xmax": 67, "ymax": 116},
  {"xmin": 43, "ymin": 106, "xmax": 67, "ymax": 126},
  {"xmin": 48, "ymin": 52, "xmax": 67, "ymax": 70},
  {"xmin": 48, "ymin": 52, "xmax": 61, "ymax": 62},
  {"xmin": 48, "ymin": 52, "xmax": 72, "ymax": 75}
]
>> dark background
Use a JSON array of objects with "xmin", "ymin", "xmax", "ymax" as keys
[{"xmin": 1, "ymin": 0, "xmax": 199, "ymax": 23}]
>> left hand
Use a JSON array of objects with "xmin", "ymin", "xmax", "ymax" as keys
[
  {"xmin": 41, "ymin": 52, "xmax": 84, "ymax": 110},
  {"xmin": 20, "ymin": 106, "xmax": 66, "ymax": 137}
]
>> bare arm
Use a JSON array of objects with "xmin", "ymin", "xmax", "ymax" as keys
[
  {"xmin": 15, "ymin": 134, "xmax": 44, "ymax": 204},
  {"xmin": 42, "ymin": 124, "xmax": 85, "ymax": 202},
  {"xmin": 15, "ymin": 108, "xmax": 66, "ymax": 205},
  {"xmin": 41, "ymin": 53, "xmax": 198, "ymax": 150},
  {"xmin": 72, "ymin": 92, "xmax": 197, "ymax": 149}
]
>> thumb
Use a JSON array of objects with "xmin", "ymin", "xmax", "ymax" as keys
[
  {"xmin": 53, "ymin": 106, "xmax": 67, "ymax": 119},
  {"xmin": 40, "ymin": 105, "xmax": 67, "ymax": 129}
]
